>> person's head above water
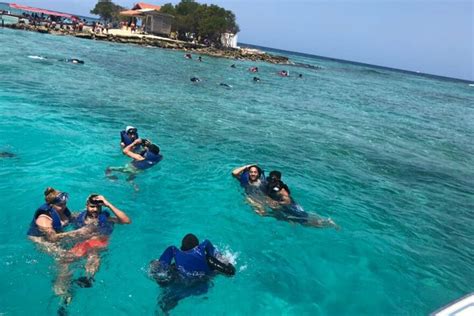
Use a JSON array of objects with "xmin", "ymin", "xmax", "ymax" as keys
[
  {"xmin": 86, "ymin": 194, "xmax": 104, "ymax": 218},
  {"xmin": 141, "ymin": 139, "xmax": 160, "ymax": 155},
  {"xmin": 268, "ymin": 170, "xmax": 282, "ymax": 182},
  {"xmin": 126, "ymin": 126, "xmax": 137, "ymax": 135},
  {"xmin": 125, "ymin": 126, "xmax": 138, "ymax": 140},
  {"xmin": 181, "ymin": 233, "xmax": 199, "ymax": 251},
  {"xmin": 247, "ymin": 165, "xmax": 263, "ymax": 182},
  {"xmin": 44, "ymin": 187, "xmax": 69, "ymax": 211}
]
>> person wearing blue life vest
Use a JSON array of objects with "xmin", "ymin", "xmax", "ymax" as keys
[
  {"xmin": 123, "ymin": 138, "xmax": 163, "ymax": 170},
  {"xmin": 232, "ymin": 163, "xmax": 267, "ymax": 215},
  {"xmin": 27, "ymin": 187, "xmax": 94, "ymax": 306},
  {"xmin": 264, "ymin": 170, "xmax": 339, "ymax": 229},
  {"xmin": 66, "ymin": 194, "xmax": 131, "ymax": 289},
  {"xmin": 149, "ymin": 234, "xmax": 235, "ymax": 313},
  {"xmin": 27, "ymin": 187, "xmax": 89, "ymax": 251},
  {"xmin": 106, "ymin": 138, "xmax": 162, "ymax": 190},
  {"xmin": 120, "ymin": 126, "xmax": 139, "ymax": 149}
]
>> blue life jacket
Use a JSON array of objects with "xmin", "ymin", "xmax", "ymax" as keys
[
  {"xmin": 120, "ymin": 130, "xmax": 139, "ymax": 146},
  {"xmin": 159, "ymin": 240, "xmax": 216, "ymax": 278},
  {"xmin": 132, "ymin": 150, "xmax": 163, "ymax": 170},
  {"xmin": 74, "ymin": 210, "xmax": 113, "ymax": 235},
  {"xmin": 27, "ymin": 204, "xmax": 72, "ymax": 237}
]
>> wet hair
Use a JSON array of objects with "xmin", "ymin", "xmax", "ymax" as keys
[
  {"xmin": 266, "ymin": 178, "xmax": 291, "ymax": 195},
  {"xmin": 148, "ymin": 144, "xmax": 160, "ymax": 155},
  {"xmin": 268, "ymin": 170, "xmax": 282, "ymax": 181},
  {"xmin": 181, "ymin": 233, "xmax": 199, "ymax": 251},
  {"xmin": 248, "ymin": 165, "xmax": 263, "ymax": 178},
  {"xmin": 44, "ymin": 187, "xmax": 60, "ymax": 204}
]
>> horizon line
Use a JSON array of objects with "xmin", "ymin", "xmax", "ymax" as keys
[{"xmin": 240, "ymin": 42, "xmax": 473, "ymax": 84}]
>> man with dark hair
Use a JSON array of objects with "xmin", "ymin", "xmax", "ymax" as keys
[
  {"xmin": 149, "ymin": 234, "xmax": 235, "ymax": 313},
  {"xmin": 232, "ymin": 164, "xmax": 267, "ymax": 214}
]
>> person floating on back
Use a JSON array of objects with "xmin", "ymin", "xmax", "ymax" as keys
[{"xmin": 232, "ymin": 164, "xmax": 267, "ymax": 214}]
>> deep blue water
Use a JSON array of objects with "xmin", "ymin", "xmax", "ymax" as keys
[{"xmin": 0, "ymin": 27, "xmax": 473, "ymax": 315}]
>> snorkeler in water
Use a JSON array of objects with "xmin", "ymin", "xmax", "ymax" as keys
[
  {"xmin": 27, "ymin": 188, "xmax": 96, "ymax": 310},
  {"xmin": 265, "ymin": 171, "xmax": 338, "ymax": 229},
  {"xmin": 120, "ymin": 126, "xmax": 139, "ymax": 148},
  {"xmin": 69, "ymin": 194, "xmax": 131, "ymax": 288},
  {"xmin": 149, "ymin": 233, "xmax": 235, "ymax": 313},
  {"xmin": 106, "ymin": 138, "xmax": 163, "ymax": 190},
  {"xmin": 61, "ymin": 58, "xmax": 84, "ymax": 64},
  {"xmin": 190, "ymin": 77, "xmax": 201, "ymax": 83},
  {"xmin": 0, "ymin": 151, "xmax": 15, "ymax": 158}
]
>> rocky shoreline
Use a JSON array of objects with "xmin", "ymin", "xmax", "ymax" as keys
[{"xmin": 4, "ymin": 23, "xmax": 292, "ymax": 65}]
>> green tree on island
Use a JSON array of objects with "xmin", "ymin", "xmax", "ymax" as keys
[
  {"xmin": 90, "ymin": 0, "xmax": 124, "ymax": 23},
  {"xmin": 160, "ymin": 0, "xmax": 239, "ymax": 46}
]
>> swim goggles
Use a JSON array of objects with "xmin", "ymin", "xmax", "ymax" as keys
[{"xmin": 52, "ymin": 192, "xmax": 69, "ymax": 205}]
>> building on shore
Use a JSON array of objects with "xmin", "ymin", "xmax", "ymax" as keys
[
  {"xmin": 221, "ymin": 32, "xmax": 238, "ymax": 49},
  {"xmin": 120, "ymin": 2, "xmax": 173, "ymax": 36}
]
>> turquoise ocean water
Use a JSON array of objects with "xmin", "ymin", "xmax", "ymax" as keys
[{"xmin": 0, "ymin": 28, "xmax": 473, "ymax": 315}]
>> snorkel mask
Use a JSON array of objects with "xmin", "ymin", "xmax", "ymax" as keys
[{"xmin": 52, "ymin": 192, "xmax": 69, "ymax": 205}]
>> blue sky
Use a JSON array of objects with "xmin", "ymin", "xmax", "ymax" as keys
[{"xmin": 10, "ymin": 0, "xmax": 473, "ymax": 80}]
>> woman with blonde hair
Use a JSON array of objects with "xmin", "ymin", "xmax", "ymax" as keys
[{"xmin": 27, "ymin": 187, "xmax": 90, "ymax": 304}]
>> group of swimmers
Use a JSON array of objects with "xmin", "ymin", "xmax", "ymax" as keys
[
  {"xmin": 27, "ymin": 55, "xmax": 85, "ymax": 64},
  {"xmin": 27, "ymin": 126, "xmax": 240, "ymax": 314},
  {"xmin": 233, "ymin": 164, "xmax": 338, "ymax": 228},
  {"xmin": 25, "ymin": 124, "xmax": 337, "ymax": 314},
  {"xmin": 27, "ymin": 188, "xmax": 131, "ymax": 314},
  {"xmin": 184, "ymin": 53, "xmax": 302, "ymax": 86}
]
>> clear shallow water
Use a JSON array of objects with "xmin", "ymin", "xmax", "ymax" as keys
[{"xmin": 0, "ymin": 28, "xmax": 473, "ymax": 315}]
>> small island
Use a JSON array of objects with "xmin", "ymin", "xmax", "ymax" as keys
[{"xmin": 1, "ymin": 0, "xmax": 292, "ymax": 64}]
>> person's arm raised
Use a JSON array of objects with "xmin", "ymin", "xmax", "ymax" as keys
[
  {"xmin": 98, "ymin": 195, "xmax": 131, "ymax": 224},
  {"xmin": 231, "ymin": 164, "xmax": 254, "ymax": 178},
  {"xmin": 123, "ymin": 139, "xmax": 145, "ymax": 161}
]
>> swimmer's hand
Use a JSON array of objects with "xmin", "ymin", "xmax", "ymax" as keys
[
  {"xmin": 254, "ymin": 208, "xmax": 266, "ymax": 216},
  {"xmin": 132, "ymin": 138, "xmax": 142, "ymax": 145},
  {"xmin": 93, "ymin": 195, "xmax": 111, "ymax": 208}
]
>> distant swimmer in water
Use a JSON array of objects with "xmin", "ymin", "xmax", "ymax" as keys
[
  {"xmin": 253, "ymin": 77, "xmax": 260, "ymax": 82},
  {"xmin": 0, "ymin": 151, "xmax": 15, "ymax": 158},
  {"xmin": 249, "ymin": 66, "xmax": 258, "ymax": 73},
  {"xmin": 62, "ymin": 58, "xmax": 84, "ymax": 64},
  {"xmin": 219, "ymin": 83, "xmax": 232, "ymax": 88},
  {"xmin": 230, "ymin": 64, "xmax": 236, "ymax": 68},
  {"xmin": 298, "ymin": 74, "xmax": 303, "ymax": 78},
  {"xmin": 278, "ymin": 70, "xmax": 289, "ymax": 77},
  {"xmin": 264, "ymin": 170, "xmax": 339, "ymax": 229},
  {"xmin": 106, "ymin": 138, "xmax": 163, "ymax": 191},
  {"xmin": 184, "ymin": 53, "xmax": 192, "ymax": 59},
  {"xmin": 149, "ymin": 233, "xmax": 235, "ymax": 313},
  {"xmin": 190, "ymin": 77, "xmax": 201, "ymax": 83},
  {"xmin": 28, "ymin": 55, "xmax": 48, "ymax": 60},
  {"xmin": 198, "ymin": 56, "xmax": 202, "ymax": 62}
]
